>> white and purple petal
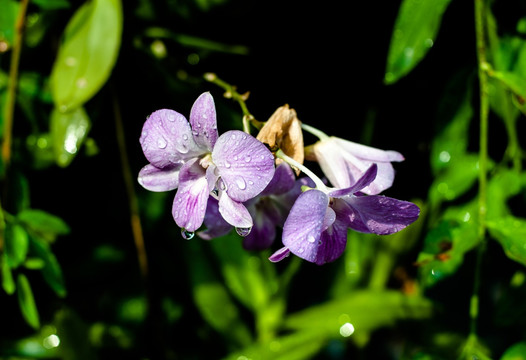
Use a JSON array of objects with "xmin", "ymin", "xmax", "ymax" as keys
[
  {"xmin": 329, "ymin": 164, "xmax": 378, "ymax": 198},
  {"xmin": 138, "ymin": 163, "xmax": 181, "ymax": 192},
  {"xmin": 242, "ymin": 208, "xmax": 276, "ymax": 251},
  {"xmin": 218, "ymin": 192, "xmax": 253, "ymax": 228},
  {"xmin": 197, "ymin": 197, "xmax": 231, "ymax": 240},
  {"xmin": 172, "ymin": 158, "xmax": 209, "ymax": 232},
  {"xmin": 340, "ymin": 195, "xmax": 420, "ymax": 235},
  {"xmin": 282, "ymin": 189, "xmax": 330, "ymax": 263},
  {"xmin": 189, "ymin": 92, "xmax": 219, "ymax": 151},
  {"xmin": 261, "ymin": 162, "xmax": 296, "ymax": 196},
  {"xmin": 314, "ymin": 214, "xmax": 348, "ymax": 265},
  {"xmin": 140, "ymin": 109, "xmax": 204, "ymax": 168},
  {"xmin": 212, "ymin": 130, "xmax": 275, "ymax": 202}
]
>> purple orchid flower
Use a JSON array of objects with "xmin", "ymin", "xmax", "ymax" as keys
[
  {"xmin": 198, "ymin": 162, "xmax": 301, "ymax": 249},
  {"xmin": 269, "ymin": 164, "xmax": 419, "ymax": 265},
  {"xmin": 311, "ymin": 136, "xmax": 404, "ymax": 195},
  {"xmin": 138, "ymin": 92, "xmax": 275, "ymax": 237}
]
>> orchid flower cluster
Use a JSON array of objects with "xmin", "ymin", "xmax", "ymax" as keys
[{"xmin": 138, "ymin": 92, "xmax": 420, "ymax": 265}]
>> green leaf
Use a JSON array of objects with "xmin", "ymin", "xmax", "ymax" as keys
[
  {"xmin": 0, "ymin": 0, "xmax": 19, "ymax": 47},
  {"xmin": 385, "ymin": 0, "xmax": 452, "ymax": 84},
  {"xmin": 50, "ymin": 106, "xmax": 91, "ymax": 167},
  {"xmin": 488, "ymin": 216, "xmax": 526, "ymax": 267},
  {"xmin": 5, "ymin": 222, "xmax": 29, "ymax": 268},
  {"xmin": 491, "ymin": 70, "xmax": 526, "ymax": 99},
  {"xmin": 209, "ymin": 232, "xmax": 274, "ymax": 312},
  {"xmin": 500, "ymin": 341, "xmax": 526, "ymax": 360},
  {"xmin": 1, "ymin": 252, "xmax": 15, "ymax": 294},
  {"xmin": 185, "ymin": 239, "xmax": 252, "ymax": 347},
  {"xmin": 284, "ymin": 290, "xmax": 432, "ymax": 338},
  {"xmin": 487, "ymin": 169, "xmax": 523, "ymax": 221},
  {"xmin": 17, "ymin": 208, "xmax": 70, "ymax": 242},
  {"xmin": 32, "ymin": 0, "xmax": 70, "ymax": 10},
  {"xmin": 49, "ymin": 0, "xmax": 122, "ymax": 110},
  {"xmin": 29, "ymin": 236, "xmax": 66, "ymax": 297},
  {"xmin": 17, "ymin": 274, "xmax": 41, "ymax": 329},
  {"xmin": 224, "ymin": 329, "xmax": 327, "ymax": 360}
]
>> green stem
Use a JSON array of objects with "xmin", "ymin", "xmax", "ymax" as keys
[
  {"xmin": 2, "ymin": 0, "xmax": 29, "ymax": 169},
  {"xmin": 471, "ymin": 0, "xmax": 489, "ymax": 337},
  {"xmin": 301, "ymin": 123, "xmax": 329, "ymax": 141},
  {"xmin": 203, "ymin": 73, "xmax": 264, "ymax": 132}
]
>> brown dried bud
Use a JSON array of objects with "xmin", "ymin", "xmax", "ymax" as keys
[{"xmin": 256, "ymin": 105, "xmax": 304, "ymax": 171}]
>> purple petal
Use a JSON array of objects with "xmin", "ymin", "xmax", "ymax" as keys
[
  {"xmin": 190, "ymin": 92, "xmax": 219, "ymax": 151},
  {"xmin": 138, "ymin": 163, "xmax": 181, "ymax": 192},
  {"xmin": 282, "ymin": 189, "xmax": 329, "ymax": 263},
  {"xmin": 340, "ymin": 195, "xmax": 420, "ymax": 235},
  {"xmin": 269, "ymin": 247, "xmax": 291, "ymax": 262},
  {"xmin": 261, "ymin": 162, "xmax": 296, "ymax": 196},
  {"xmin": 212, "ymin": 130, "xmax": 275, "ymax": 202},
  {"xmin": 218, "ymin": 192, "xmax": 253, "ymax": 228},
  {"xmin": 242, "ymin": 208, "xmax": 276, "ymax": 251},
  {"xmin": 172, "ymin": 158, "xmax": 209, "ymax": 232},
  {"xmin": 140, "ymin": 109, "xmax": 204, "ymax": 168},
  {"xmin": 329, "ymin": 164, "xmax": 377, "ymax": 198},
  {"xmin": 197, "ymin": 197, "xmax": 231, "ymax": 240},
  {"xmin": 314, "ymin": 215, "xmax": 348, "ymax": 265}
]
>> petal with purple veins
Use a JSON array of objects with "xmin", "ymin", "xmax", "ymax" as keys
[
  {"xmin": 282, "ymin": 189, "xmax": 329, "ymax": 263},
  {"xmin": 315, "ymin": 214, "xmax": 348, "ymax": 265},
  {"xmin": 218, "ymin": 192, "xmax": 253, "ymax": 228},
  {"xmin": 329, "ymin": 164, "xmax": 377, "ymax": 198},
  {"xmin": 212, "ymin": 130, "xmax": 275, "ymax": 202},
  {"xmin": 242, "ymin": 208, "xmax": 276, "ymax": 251},
  {"xmin": 140, "ymin": 109, "xmax": 203, "ymax": 168},
  {"xmin": 341, "ymin": 195, "xmax": 420, "ymax": 235},
  {"xmin": 261, "ymin": 162, "xmax": 296, "ymax": 196},
  {"xmin": 197, "ymin": 197, "xmax": 232, "ymax": 240},
  {"xmin": 190, "ymin": 92, "xmax": 219, "ymax": 151},
  {"xmin": 269, "ymin": 247, "xmax": 291, "ymax": 262},
  {"xmin": 138, "ymin": 163, "xmax": 181, "ymax": 192},
  {"xmin": 172, "ymin": 158, "xmax": 209, "ymax": 232}
]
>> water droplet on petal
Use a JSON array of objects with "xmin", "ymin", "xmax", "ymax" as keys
[
  {"xmin": 307, "ymin": 234, "xmax": 316, "ymax": 243},
  {"xmin": 224, "ymin": 160, "xmax": 231, "ymax": 168},
  {"xmin": 157, "ymin": 138, "xmax": 167, "ymax": 149},
  {"xmin": 244, "ymin": 155, "xmax": 251, "ymax": 163},
  {"xmin": 236, "ymin": 177, "xmax": 246, "ymax": 190},
  {"xmin": 167, "ymin": 113, "xmax": 175, "ymax": 121},
  {"xmin": 236, "ymin": 227, "xmax": 252, "ymax": 237},
  {"xmin": 183, "ymin": 134, "xmax": 188, "ymax": 140},
  {"xmin": 181, "ymin": 228, "xmax": 194, "ymax": 240}
]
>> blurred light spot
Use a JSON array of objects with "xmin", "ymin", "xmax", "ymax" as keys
[
  {"xmin": 43, "ymin": 334, "xmax": 60, "ymax": 349},
  {"xmin": 339, "ymin": 322, "xmax": 355, "ymax": 337},
  {"xmin": 424, "ymin": 38, "xmax": 434, "ymax": 47},
  {"xmin": 404, "ymin": 47, "xmax": 414, "ymax": 59},
  {"xmin": 64, "ymin": 133, "xmax": 78, "ymax": 154},
  {"xmin": 511, "ymin": 271, "xmax": 525, "ymax": 287},
  {"xmin": 187, "ymin": 53, "xmax": 200, "ymax": 65},
  {"xmin": 236, "ymin": 356, "xmax": 251, "ymax": 360},
  {"xmin": 76, "ymin": 77, "xmax": 87, "ymax": 88},
  {"xmin": 437, "ymin": 182, "xmax": 449, "ymax": 194},
  {"xmin": 65, "ymin": 56, "xmax": 77, "ymax": 67},
  {"xmin": 338, "ymin": 313, "xmax": 350, "ymax": 323},
  {"xmin": 0, "ymin": 40, "xmax": 8, "ymax": 53},
  {"xmin": 463, "ymin": 212, "xmax": 471, "ymax": 222},
  {"xmin": 439, "ymin": 150, "xmax": 450, "ymax": 163},
  {"xmin": 37, "ymin": 136, "xmax": 49, "ymax": 149},
  {"xmin": 150, "ymin": 39, "xmax": 167, "ymax": 58}
]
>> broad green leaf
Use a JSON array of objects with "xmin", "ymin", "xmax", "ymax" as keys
[
  {"xmin": 1, "ymin": 252, "xmax": 15, "ymax": 294},
  {"xmin": 428, "ymin": 154, "xmax": 480, "ymax": 205},
  {"xmin": 29, "ymin": 236, "xmax": 66, "ymax": 297},
  {"xmin": 17, "ymin": 209, "xmax": 70, "ymax": 243},
  {"xmin": 50, "ymin": 106, "xmax": 91, "ymax": 167},
  {"xmin": 32, "ymin": 0, "xmax": 70, "ymax": 10},
  {"xmin": 385, "ymin": 0, "xmax": 452, "ymax": 84},
  {"xmin": 500, "ymin": 341, "xmax": 526, "ymax": 360},
  {"xmin": 0, "ymin": 0, "xmax": 19, "ymax": 48},
  {"xmin": 224, "ymin": 329, "xmax": 327, "ymax": 360},
  {"xmin": 417, "ymin": 218, "xmax": 479, "ymax": 288},
  {"xmin": 17, "ymin": 274, "xmax": 40, "ymax": 329},
  {"xmin": 186, "ymin": 239, "xmax": 252, "ymax": 347},
  {"xmin": 210, "ymin": 232, "xmax": 274, "ymax": 312},
  {"xmin": 491, "ymin": 70, "xmax": 526, "ymax": 99},
  {"xmin": 486, "ymin": 169, "xmax": 522, "ymax": 221},
  {"xmin": 5, "ymin": 222, "xmax": 29, "ymax": 268},
  {"xmin": 284, "ymin": 290, "xmax": 432, "ymax": 338},
  {"xmin": 49, "ymin": 0, "xmax": 122, "ymax": 110},
  {"xmin": 488, "ymin": 216, "xmax": 526, "ymax": 267}
]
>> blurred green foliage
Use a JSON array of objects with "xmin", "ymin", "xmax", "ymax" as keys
[{"xmin": 0, "ymin": 0, "xmax": 525, "ymax": 359}]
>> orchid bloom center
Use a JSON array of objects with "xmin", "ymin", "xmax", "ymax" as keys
[{"xmin": 199, "ymin": 153, "xmax": 213, "ymax": 169}]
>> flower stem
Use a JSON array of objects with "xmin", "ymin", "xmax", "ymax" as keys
[
  {"xmin": 276, "ymin": 149, "xmax": 327, "ymax": 191},
  {"xmin": 203, "ymin": 73, "xmax": 265, "ymax": 132},
  {"xmin": 2, "ymin": 0, "xmax": 29, "ymax": 169},
  {"xmin": 112, "ymin": 85, "xmax": 149, "ymax": 282},
  {"xmin": 471, "ymin": 0, "xmax": 489, "ymax": 338},
  {"xmin": 301, "ymin": 123, "xmax": 329, "ymax": 141}
]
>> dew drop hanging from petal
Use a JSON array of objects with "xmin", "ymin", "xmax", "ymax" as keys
[
  {"xmin": 236, "ymin": 227, "xmax": 252, "ymax": 237},
  {"xmin": 181, "ymin": 228, "xmax": 195, "ymax": 240}
]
